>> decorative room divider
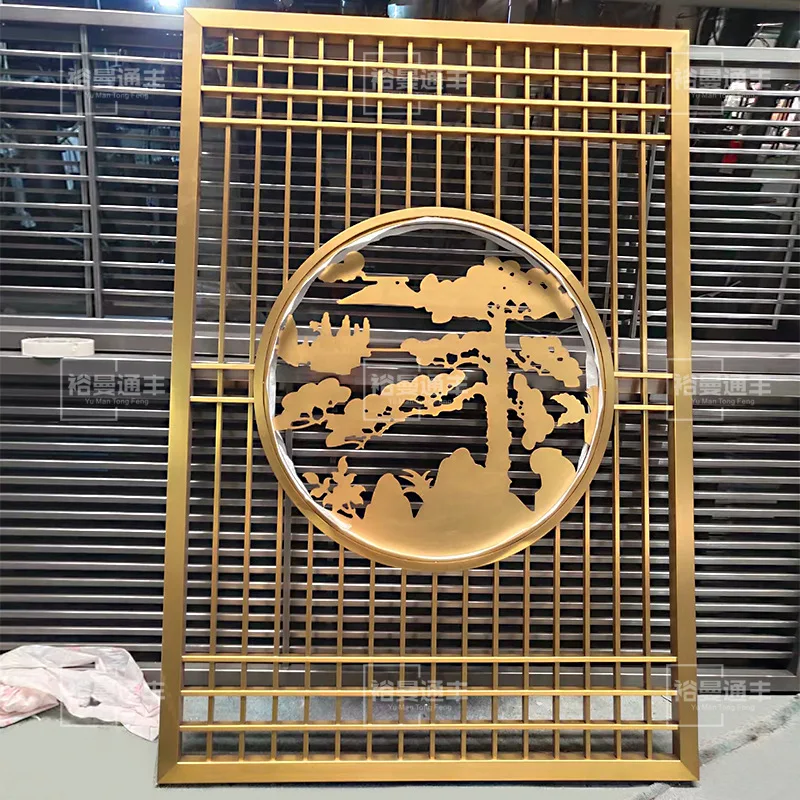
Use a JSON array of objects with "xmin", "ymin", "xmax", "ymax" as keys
[{"xmin": 158, "ymin": 9, "xmax": 697, "ymax": 783}]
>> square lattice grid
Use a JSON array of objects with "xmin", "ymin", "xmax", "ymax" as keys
[{"xmin": 158, "ymin": 10, "xmax": 696, "ymax": 784}]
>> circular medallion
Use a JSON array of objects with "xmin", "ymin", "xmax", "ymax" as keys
[{"xmin": 255, "ymin": 208, "xmax": 615, "ymax": 571}]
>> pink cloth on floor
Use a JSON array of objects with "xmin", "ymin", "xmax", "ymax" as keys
[{"xmin": 0, "ymin": 645, "xmax": 159, "ymax": 740}]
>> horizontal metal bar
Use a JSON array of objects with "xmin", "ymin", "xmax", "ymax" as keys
[
  {"xmin": 0, "ymin": 4, "xmax": 184, "ymax": 30},
  {"xmin": 692, "ymin": 87, "xmax": 799, "ymax": 98},
  {"xmin": 183, "ymin": 654, "xmax": 678, "ymax": 664},
  {"xmin": 189, "ymin": 396, "xmax": 254, "ymax": 404},
  {"xmin": 198, "ymin": 115, "xmax": 671, "ymax": 142},
  {"xmin": 0, "ymin": 79, "xmax": 179, "ymax": 96},
  {"xmin": 201, "ymin": 53, "xmax": 672, "ymax": 81},
  {"xmin": 615, "ymin": 404, "xmax": 674, "ymax": 412},
  {"xmin": 690, "ymin": 45, "xmax": 800, "ymax": 65},
  {"xmin": 87, "ymin": 53, "xmax": 181, "ymax": 66},
  {"xmin": 162, "ymin": 758, "xmax": 696, "ymax": 783},
  {"xmin": 201, "ymin": 83, "xmax": 671, "ymax": 113},
  {"xmin": 182, "ymin": 687, "xmax": 678, "ymax": 697},
  {"xmin": 616, "ymin": 372, "xmax": 674, "ymax": 380},
  {"xmin": 190, "ymin": 362, "xmax": 255, "ymax": 371},
  {"xmin": 179, "ymin": 721, "xmax": 679, "ymax": 732}
]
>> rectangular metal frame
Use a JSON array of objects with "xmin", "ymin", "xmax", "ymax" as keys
[{"xmin": 158, "ymin": 9, "xmax": 696, "ymax": 783}]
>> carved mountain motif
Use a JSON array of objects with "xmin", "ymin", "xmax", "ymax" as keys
[
  {"xmin": 358, "ymin": 449, "xmax": 537, "ymax": 559},
  {"xmin": 278, "ymin": 312, "xmax": 371, "ymax": 375}
]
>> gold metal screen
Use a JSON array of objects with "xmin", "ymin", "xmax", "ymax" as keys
[{"xmin": 158, "ymin": 9, "xmax": 696, "ymax": 783}]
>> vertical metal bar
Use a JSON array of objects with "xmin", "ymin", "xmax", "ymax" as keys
[
  {"xmin": 314, "ymin": 37, "xmax": 324, "ymax": 249},
  {"xmin": 239, "ymin": 408, "xmax": 254, "ymax": 760},
  {"xmin": 270, "ymin": 382, "xmax": 288, "ymax": 755},
  {"xmin": 335, "ymin": 546, "xmax": 345, "ymax": 759},
  {"xmin": 367, "ymin": 559, "xmax": 376, "ymax": 759},
  {"xmin": 78, "ymin": 26, "xmax": 103, "ymax": 317},
  {"xmin": 156, "ymin": 13, "xmax": 203, "ymax": 780},
  {"xmin": 553, "ymin": 524, "xmax": 561, "ymax": 759},
  {"xmin": 375, "ymin": 40, "xmax": 384, "ymax": 216},
  {"xmin": 280, "ymin": 488, "xmax": 293, "ymax": 654},
  {"xmin": 582, "ymin": 531, "xmax": 592, "ymax": 759},
  {"xmin": 405, "ymin": 42, "xmax": 413, "ymax": 208},
  {"xmin": 303, "ymin": 520, "xmax": 313, "ymax": 759},
  {"xmin": 523, "ymin": 46, "xmax": 531, "ymax": 234},
  {"xmin": 435, "ymin": 42, "xmax": 443, "ymax": 207},
  {"xmin": 638, "ymin": 48, "xmax": 654, "ymax": 762},
  {"xmin": 611, "ymin": 418, "xmax": 622, "ymax": 758},
  {"xmin": 494, "ymin": 45, "xmax": 502, "ymax": 218},
  {"xmin": 217, "ymin": 32, "xmax": 233, "ymax": 364},
  {"xmin": 583, "ymin": 528, "xmax": 591, "ymax": 760},
  {"xmin": 239, "ymin": 31, "xmax": 264, "ymax": 760},
  {"xmin": 271, "ymin": 485, "xmax": 283, "ymax": 759},
  {"xmin": 206, "ymin": 393, "xmax": 223, "ymax": 758},
  {"xmin": 345, "ymin": 38, "xmax": 353, "ymax": 228},
  {"xmin": 630, "ymin": 82, "xmax": 663, "ymax": 339},
  {"xmin": 581, "ymin": 47, "xmax": 590, "ymax": 288},
  {"xmin": 283, "ymin": 35, "xmax": 294, "ymax": 284},
  {"xmin": 249, "ymin": 29, "xmax": 264, "ymax": 360},
  {"xmin": 399, "ymin": 570, "xmax": 407, "ymax": 758},
  {"xmin": 491, "ymin": 561, "xmax": 499, "ymax": 759},
  {"xmin": 581, "ymin": 45, "xmax": 593, "ymax": 762},
  {"xmin": 430, "ymin": 572, "xmax": 438, "ymax": 759},
  {"xmin": 666, "ymin": 34, "xmax": 699, "ymax": 777},
  {"xmin": 279, "ymin": 15, "xmax": 299, "ymax": 695},
  {"xmin": 465, "ymin": 43, "xmax": 472, "ymax": 211},
  {"xmin": 642, "ymin": 405, "xmax": 653, "ymax": 759},
  {"xmin": 612, "ymin": 409, "xmax": 622, "ymax": 760},
  {"xmin": 610, "ymin": 49, "xmax": 619, "ymax": 368},
  {"xmin": 206, "ymin": 30, "xmax": 234, "ymax": 759},
  {"xmin": 522, "ymin": 548, "xmax": 531, "ymax": 758},
  {"xmin": 460, "ymin": 570, "xmax": 468, "ymax": 758},
  {"xmin": 306, "ymin": 36, "xmax": 322, "ymax": 762},
  {"xmin": 771, "ymin": 195, "xmax": 799, "ymax": 328},
  {"xmin": 610, "ymin": 50, "xmax": 622, "ymax": 759},
  {"xmin": 308, "ymin": 36, "xmax": 324, "ymax": 754},
  {"xmin": 552, "ymin": 46, "xmax": 560, "ymax": 254},
  {"xmin": 71, "ymin": 43, "xmax": 93, "ymax": 318}
]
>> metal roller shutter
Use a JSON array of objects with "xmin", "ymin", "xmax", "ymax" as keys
[{"xmin": 0, "ymin": 6, "xmax": 797, "ymax": 690}]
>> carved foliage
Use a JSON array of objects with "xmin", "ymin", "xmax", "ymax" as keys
[
  {"xmin": 303, "ymin": 457, "xmax": 364, "ymax": 519},
  {"xmin": 274, "ymin": 377, "xmax": 351, "ymax": 431}
]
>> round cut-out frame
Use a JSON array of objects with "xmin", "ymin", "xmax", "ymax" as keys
[{"xmin": 255, "ymin": 207, "xmax": 616, "ymax": 570}]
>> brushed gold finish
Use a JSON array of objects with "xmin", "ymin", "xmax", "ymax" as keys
[
  {"xmin": 184, "ymin": 687, "xmax": 678, "ymax": 697},
  {"xmin": 665, "ymin": 41, "xmax": 700, "ymax": 779},
  {"xmin": 201, "ymin": 115, "xmax": 668, "ymax": 141},
  {"xmin": 156, "ymin": 10, "xmax": 202, "ymax": 780},
  {"xmin": 163, "ymin": 761, "xmax": 698, "ymax": 783},
  {"xmin": 203, "ymin": 52, "xmax": 672, "ymax": 81},
  {"xmin": 254, "ymin": 208, "xmax": 615, "ymax": 571},
  {"xmin": 277, "ymin": 313, "xmax": 372, "ymax": 375},
  {"xmin": 159, "ymin": 8, "xmax": 696, "ymax": 784},
  {"xmin": 184, "ymin": 653, "xmax": 679, "ymax": 663}
]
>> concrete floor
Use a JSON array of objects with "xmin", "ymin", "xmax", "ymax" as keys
[{"xmin": 1, "ymin": 695, "xmax": 798, "ymax": 800}]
